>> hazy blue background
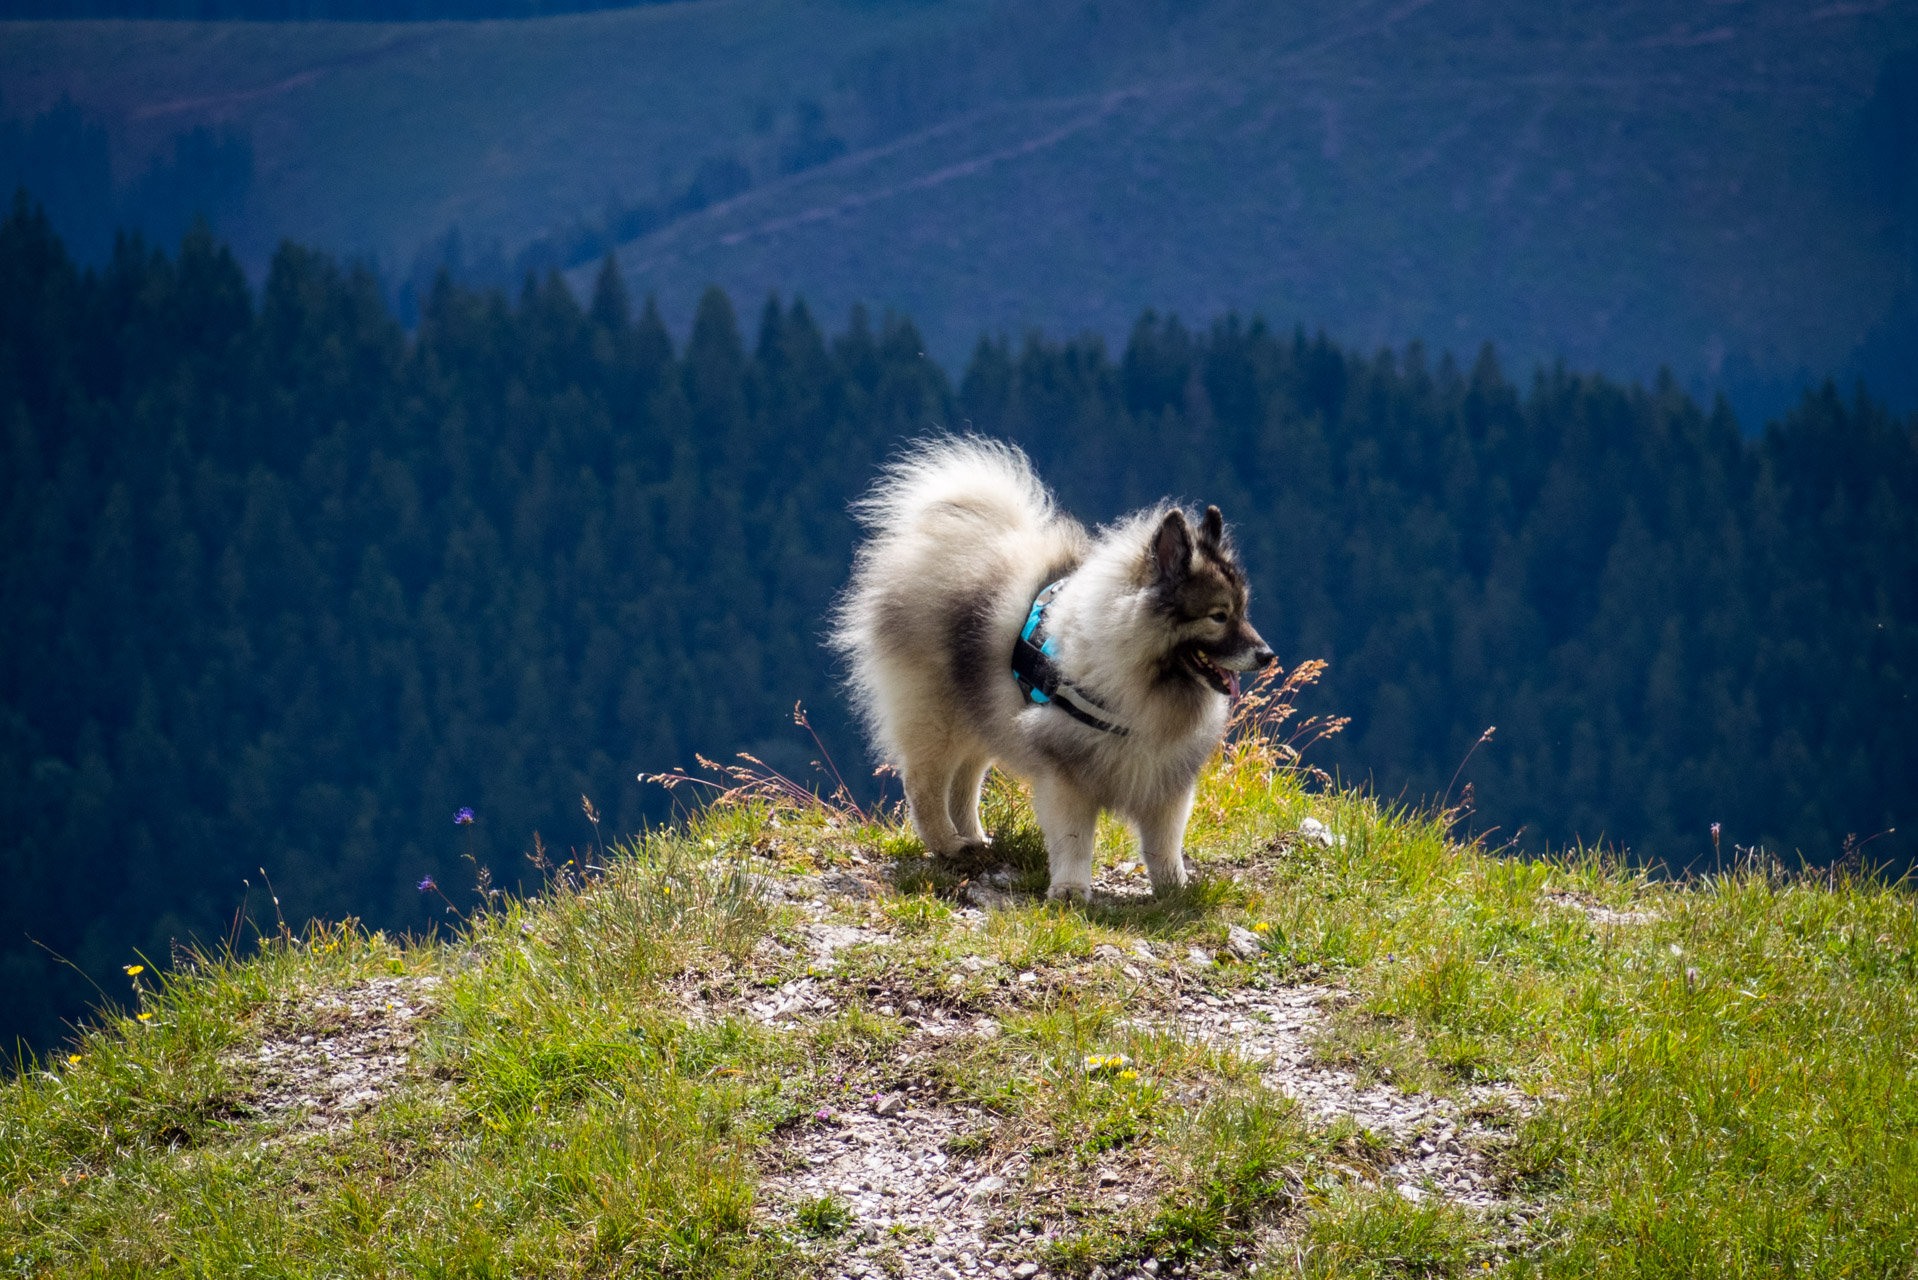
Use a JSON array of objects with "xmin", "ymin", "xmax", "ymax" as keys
[{"xmin": 4, "ymin": 0, "xmax": 1916, "ymax": 425}]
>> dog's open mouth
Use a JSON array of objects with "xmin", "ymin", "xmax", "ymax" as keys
[{"xmin": 1188, "ymin": 650, "xmax": 1242, "ymax": 699}]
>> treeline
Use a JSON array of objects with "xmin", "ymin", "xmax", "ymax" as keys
[
  {"xmin": 0, "ymin": 97, "xmax": 251, "ymax": 267},
  {"xmin": 2, "ymin": 200, "xmax": 1913, "ymax": 1053}
]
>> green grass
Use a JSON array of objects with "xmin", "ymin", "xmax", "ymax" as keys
[{"xmin": 5, "ymin": 720, "xmax": 1916, "ymax": 1277}]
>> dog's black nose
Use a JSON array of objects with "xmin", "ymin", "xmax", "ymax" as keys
[{"xmin": 1252, "ymin": 646, "xmax": 1276, "ymax": 668}]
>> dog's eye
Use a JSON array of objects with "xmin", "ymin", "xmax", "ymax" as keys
[{"xmin": 1208, "ymin": 611, "xmax": 1229, "ymax": 624}]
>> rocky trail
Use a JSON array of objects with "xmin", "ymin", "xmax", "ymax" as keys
[{"xmin": 732, "ymin": 855, "xmax": 1546, "ymax": 1278}]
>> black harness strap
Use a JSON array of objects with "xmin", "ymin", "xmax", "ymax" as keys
[{"xmin": 1011, "ymin": 580, "xmax": 1129, "ymax": 736}]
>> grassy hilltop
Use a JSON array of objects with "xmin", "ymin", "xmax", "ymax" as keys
[{"xmin": 5, "ymin": 682, "xmax": 1914, "ymax": 1277}]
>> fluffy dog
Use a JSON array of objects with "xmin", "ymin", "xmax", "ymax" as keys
[{"xmin": 831, "ymin": 437, "xmax": 1274, "ymax": 899}]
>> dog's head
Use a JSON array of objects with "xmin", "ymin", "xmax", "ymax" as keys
[{"xmin": 1147, "ymin": 505, "xmax": 1275, "ymax": 698}]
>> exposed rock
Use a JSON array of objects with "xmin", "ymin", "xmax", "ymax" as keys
[
  {"xmin": 224, "ymin": 975, "xmax": 444, "ymax": 1133},
  {"xmin": 820, "ymin": 871, "xmax": 877, "ymax": 899},
  {"xmin": 748, "ymin": 977, "xmax": 838, "ymax": 1025},
  {"xmin": 962, "ymin": 881, "xmax": 1028, "ymax": 911},
  {"xmin": 803, "ymin": 922, "xmax": 884, "ymax": 960},
  {"xmin": 1297, "ymin": 817, "xmax": 1338, "ymax": 848},
  {"xmin": 1132, "ymin": 983, "xmax": 1536, "ymax": 1214},
  {"xmin": 1224, "ymin": 924, "xmax": 1265, "ymax": 962},
  {"xmin": 1545, "ymin": 890, "xmax": 1659, "ymax": 927},
  {"xmin": 759, "ymin": 1104, "xmax": 1046, "ymax": 1279}
]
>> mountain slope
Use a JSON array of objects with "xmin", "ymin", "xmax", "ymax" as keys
[{"xmin": 4, "ymin": 0, "xmax": 1914, "ymax": 418}]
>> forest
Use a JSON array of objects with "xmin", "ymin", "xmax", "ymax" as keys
[{"xmin": 1, "ymin": 197, "xmax": 1912, "ymax": 1053}]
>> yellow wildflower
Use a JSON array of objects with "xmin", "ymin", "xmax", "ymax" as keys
[
  {"xmin": 123, "ymin": 964, "xmax": 144, "ymax": 976},
  {"xmin": 1119, "ymin": 1069, "xmax": 1139, "ymax": 1081},
  {"xmin": 1252, "ymin": 922, "xmax": 1271, "ymax": 933},
  {"xmin": 136, "ymin": 1013, "xmax": 152, "ymax": 1022},
  {"xmin": 67, "ymin": 1054, "xmax": 81, "ymax": 1065}
]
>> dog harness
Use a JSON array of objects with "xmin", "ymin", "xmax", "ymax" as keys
[{"xmin": 1011, "ymin": 580, "xmax": 1129, "ymax": 736}]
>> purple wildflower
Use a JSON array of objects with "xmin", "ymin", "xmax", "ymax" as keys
[
  {"xmin": 815, "ymin": 1108, "xmax": 831, "ymax": 1121},
  {"xmin": 454, "ymin": 808, "xmax": 475, "ymax": 825},
  {"xmin": 418, "ymin": 875, "xmax": 437, "ymax": 893}
]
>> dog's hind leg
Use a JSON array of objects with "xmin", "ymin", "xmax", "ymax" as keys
[
  {"xmin": 903, "ymin": 762, "xmax": 968, "ymax": 856},
  {"xmin": 1134, "ymin": 789, "xmax": 1195, "ymax": 894},
  {"xmin": 1031, "ymin": 773, "xmax": 1099, "ymax": 902},
  {"xmin": 947, "ymin": 756, "xmax": 991, "ymax": 847}
]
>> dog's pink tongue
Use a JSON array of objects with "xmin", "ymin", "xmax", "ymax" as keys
[{"xmin": 1227, "ymin": 670, "xmax": 1242, "ymax": 700}]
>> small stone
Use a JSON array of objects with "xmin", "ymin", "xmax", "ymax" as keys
[
  {"xmin": 1224, "ymin": 924, "xmax": 1264, "ymax": 962},
  {"xmin": 1121, "ymin": 963, "xmax": 1144, "ymax": 979},
  {"xmin": 872, "ymin": 1093, "xmax": 903, "ymax": 1116},
  {"xmin": 877, "ymin": 1004, "xmax": 897, "ymax": 1017},
  {"xmin": 1143, "ymin": 1261, "xmax": 1161, "ymax": 1277},
  {"xmin": 1014, "ymin": 1264, "xmax": 1040, "ymax": 1279},
  {"xmin": 1018, "ymin": 971, "xmax": 1037, "ymax": 984},
  {"xmin": 1185, "ymin": 946, "xmax": 1213, "ymax": 968},
  {"xmin": 969, "ymin": 1175, "xmax": 1006, "ymax": 1199},
  {"xmin": 820, "ymin": 871, "xmax": 871, "ymax": 898},
  {"xmin": 1298, "ymin": 816, "xmax": 1336, "ymax": 847},
  {"xmin": 1093, "ymin": 943, "xmax": 1125, "ymax": 962},
  {"xmin": 1396, "ymin": 1182, "xmax": 1424, "ymax": 1203}
]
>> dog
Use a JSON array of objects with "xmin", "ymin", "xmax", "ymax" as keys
[{"xmin": 831, "ymin": 437, "xmax": 1275, "ymax": 900}]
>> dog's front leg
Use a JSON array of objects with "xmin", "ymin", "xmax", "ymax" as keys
[
  {"xmin": 1030, "ymin": 773, "xmax": 1099, "ymax": 902},
  {"xmin": 1134, "ymin": 788, "xmax": 1195, "ymax": 894}
]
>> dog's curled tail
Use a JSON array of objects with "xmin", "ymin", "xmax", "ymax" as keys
[{"xmin": 848, "ymin": 434, "xmax": 1055, "ymax": 540}]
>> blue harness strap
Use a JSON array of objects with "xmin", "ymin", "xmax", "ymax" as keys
[{"xmin": 1010, "ymin": 580, "xmax": 1128, "ymax": 736}]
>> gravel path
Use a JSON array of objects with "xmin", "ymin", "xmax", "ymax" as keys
[
  {"xmin": 740, "ymin": 858, "xmax": 1543, "ymax": 1276},
  {"xmin": 224, "ymin": 974, "xmax": 444, "ymax": 1133}
]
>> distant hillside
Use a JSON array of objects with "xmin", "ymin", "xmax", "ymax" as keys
[{"xmin": 3, "ymin": 0, "xmax": 1915, "ymax": 423}]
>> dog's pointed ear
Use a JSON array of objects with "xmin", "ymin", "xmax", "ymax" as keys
[
  {"xmin": 1200, "ymin": 505, "xmax": 1224, "ymax": 547},
  {"xmin": 1153, "ymin": 509, "xmax": 1193, "ymax": 582}
]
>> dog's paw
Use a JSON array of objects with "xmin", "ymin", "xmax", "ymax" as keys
[{"xmin": 1045, "ymin": 882, "xmax": 1092, "ymax": 904}]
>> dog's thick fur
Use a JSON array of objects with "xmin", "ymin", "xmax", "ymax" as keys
[{"xmin": 831, "ymin": 437, "xmax": 1274, "ymax": 899}]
